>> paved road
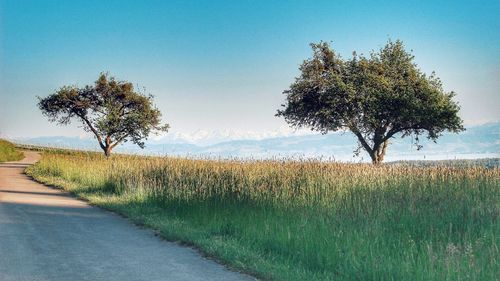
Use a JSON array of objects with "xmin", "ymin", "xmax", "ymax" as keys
[{"xmin": 0, "ymin": 151, "xmax": 254, "ymax": 281}]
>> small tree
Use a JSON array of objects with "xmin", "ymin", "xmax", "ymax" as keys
[
  {"xmin": 277, "ymin": 40, "xmax": 464, "ymax": 164},
  {"xmin": 38, "ymin": 73, "xmax": 169, "ymax": 157}
]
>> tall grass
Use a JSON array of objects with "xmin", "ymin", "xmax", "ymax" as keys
[
  {"xmin": 0, "ymin": 139, "xmax": 23, "ymax": 162},
  {"xmin": 27, "ymin": 151, "xmax": 499, "ymax": 281}
]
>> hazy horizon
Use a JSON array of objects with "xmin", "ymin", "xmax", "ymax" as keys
[{"xmin": 7, "ymin": 121, "xmax": 499, "ymax": 163}]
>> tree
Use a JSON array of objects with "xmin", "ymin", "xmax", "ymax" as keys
[
  {"xmin": 277, "ymin": 40, "xmax": 464, "ymax": 164},
  {"xmin": 38, "ymin": 73, "xmax": 169, "ymax": 157}
]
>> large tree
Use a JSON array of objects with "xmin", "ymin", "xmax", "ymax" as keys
[
  {"xmin": 38, "ymin": 73, "xmax": 169, "ymax": 157},
  {"xmin": 277, "ymin": 40, "xmax": 464, "ymax": 164}
]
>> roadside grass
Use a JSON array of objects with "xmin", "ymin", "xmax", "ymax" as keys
[
  {"xmin": 26, "ymin": 150, "xmax": 499, "ymax": 281},
  {"xmin": 0, "ymin": 139, "xmax": 23, "ymax": 163}
]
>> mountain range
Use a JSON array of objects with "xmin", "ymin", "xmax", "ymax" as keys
[{"xmin": 11, "ymin": 122, "xmax": 500, "ymax": 162}]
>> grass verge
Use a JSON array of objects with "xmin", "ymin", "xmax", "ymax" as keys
[
  {"xmin": 0, "ymin": 139, "xmax": 23, "ymax": 163},
  {"xmin": 26, "ymin": 150, "xmax": 499, "ymax": 281}
]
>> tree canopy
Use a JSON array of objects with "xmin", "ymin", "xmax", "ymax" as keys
[
  {"xmin": 38, "ymin": 73, "xmax": 169, "ymax": 156},
  {"xmin": 277, "ymin": 40, "xmax": 464, "ymax": 164}
]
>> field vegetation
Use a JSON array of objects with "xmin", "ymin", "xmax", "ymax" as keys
[
  {"xmin": 27, "ymin": 150, "xmax": 499, "ymax": 281},
  {"xmin": 0, "ymin": 139, "xmax": 23, "ymax": 163}
]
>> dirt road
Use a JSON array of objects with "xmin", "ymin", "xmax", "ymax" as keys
[{"xmin": 0, "ymin": 151, "xmax": 253, "ymax": 281}]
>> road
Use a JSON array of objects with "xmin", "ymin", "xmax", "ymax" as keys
[{"xmin": 0, "ymin": 151, "xmax": 253, "ymax": 281}]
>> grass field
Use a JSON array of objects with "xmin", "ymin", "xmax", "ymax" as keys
[
  {"xmin": 26, "ymin": 150, "xmax": 499, "ymax": 281},
  {"xmin": 0, "ymin": 139, "xmax": 23, "ymax": 163}
]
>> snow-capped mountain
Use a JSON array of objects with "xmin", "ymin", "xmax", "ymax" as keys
[{"xmin": 12, "ymin": 122, "xmax": 500, "ymax": 162}]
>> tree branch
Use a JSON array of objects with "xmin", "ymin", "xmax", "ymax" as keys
[
  {"xmin": 75, "ymin": 112, "xmax": 105, "ymax": 150},
  {"xmin": 110, "ymin": 134, "xmax": 129, "ymax": 149},
  {"xmin": 349, "ymin": 125, "xmax": 373, "ymax": 154},
  {"xmin": 383, "ymin": 124, "xmax": 427, "ymax": 142}
]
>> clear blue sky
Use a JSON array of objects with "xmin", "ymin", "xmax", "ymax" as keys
[{"xmin": 1, "ymin": 0, "xmax": 499, "ymax": 139}]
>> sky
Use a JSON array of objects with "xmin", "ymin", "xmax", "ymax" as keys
[{"xmin": 1, "ymin": 0, "xmax": 499, "ymax": 142}]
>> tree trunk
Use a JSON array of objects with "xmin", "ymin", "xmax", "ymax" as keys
[
  {"xmin": 104, "ymin": 146, "xmax": 112, "ymax": 158},
  {"xmin": 103, "ymin": 136, "xmax": 112, "ymax": 158},
  {"xmin": 370, "ymin": 140, "xmax": 388, "ymax": 165},
  {"xmin": 370, "ymin": 152, "xmax": 381, "ymax": 164}
]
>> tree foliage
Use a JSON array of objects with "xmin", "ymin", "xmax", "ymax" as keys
[
  {"xmin": 38, "ymin": 73, "xmax": 169, "ymax": 156},
  {"xmin": 277, "ymin": 40, "xmax": 464, "ymax": 164}
]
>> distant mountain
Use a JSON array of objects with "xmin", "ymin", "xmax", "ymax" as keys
[{"xmin": 13, "ymin": 122, "xmax": 500, "ymax": 162}]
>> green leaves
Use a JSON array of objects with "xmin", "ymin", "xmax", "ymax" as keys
[{"xmin": 278, "ymin": 40, "xmax": 464, "ymax": 163}]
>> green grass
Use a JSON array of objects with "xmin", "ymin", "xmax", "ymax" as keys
[
  {"xmin": 26, "ymin": 150, "xmax": 499, "ymax": 281},
  {"xmin": 0, "ymin": 139, "xmax": 23, "ymax": 163}
]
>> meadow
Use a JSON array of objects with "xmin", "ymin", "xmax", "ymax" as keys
[
  {"xmin": 26, "ymin": 150, "xmax": 499, "ymax": 281},
  {"xmin": 0, "ymin": 139, "xmax": 24, "ymax": 163}
]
